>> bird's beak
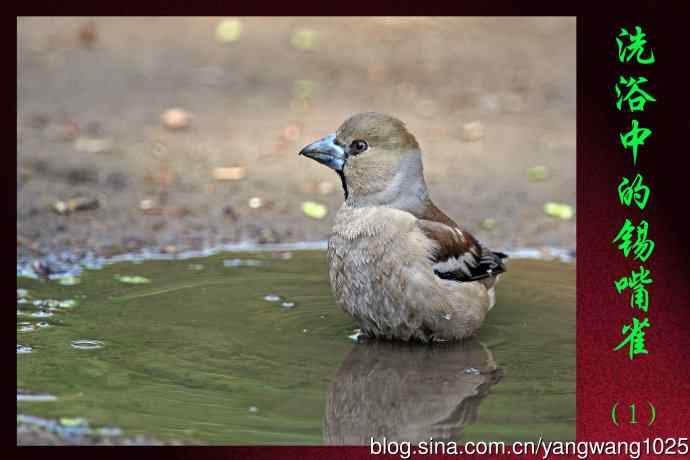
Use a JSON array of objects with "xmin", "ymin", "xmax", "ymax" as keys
[{"xmin": 298, "ymin": 133, "xmax": 346, "ymax": 172}]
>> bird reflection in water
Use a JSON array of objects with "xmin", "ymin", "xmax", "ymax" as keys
[{"xmin": 324, "ymin": 338, "xmax": 502, "ymax": 445}]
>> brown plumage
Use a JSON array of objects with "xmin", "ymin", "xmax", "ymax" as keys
[
  {"xmin": 418, "ymin": 200, "xmax": 506, "ymax": 283},
  {"xmin": 299, "ymin": 112, "xmax": 506, "ymax": 342},
  {"xmin": 324, "ymin": 338, "xmax": 502, "ymax": 444}
]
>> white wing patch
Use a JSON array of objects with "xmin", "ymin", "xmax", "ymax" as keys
[{"xmin": 432, "ymin": 251, "xmax": 478, "ymax": 276}]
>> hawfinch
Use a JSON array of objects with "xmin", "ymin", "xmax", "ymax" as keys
[
  {"xmin": 324, "ymin": 338, "xmax": 501, "ymax": 443},
  {"xmin": 299, "ymin": 112, "xmax": 506, "ymax": 342}
]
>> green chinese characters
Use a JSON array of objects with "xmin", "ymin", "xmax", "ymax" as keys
[
  {"xmin": 613, "ymin": 317, "xmax": 651, "ymax": 360},
  {"xmin": 613, "ymin": 25, "xmax": 656, "ymax": 361},
  {"xmin": 616, "ymin": 26, "xmax": 655, "ymax": 64}
]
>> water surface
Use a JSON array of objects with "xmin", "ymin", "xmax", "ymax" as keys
[{"xmin": 17, "ymin": 250, "xmax": 575, "ymax": 444}]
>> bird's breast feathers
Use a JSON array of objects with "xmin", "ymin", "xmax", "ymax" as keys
[{"xmin": 331, "ymin": 205, "xmax": 418, "ymax": 242}]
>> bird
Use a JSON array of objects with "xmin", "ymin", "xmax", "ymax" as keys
[
  {"xmin": 299, "ymin": 112, "xmax": 507, "ymax": 342},
  {"xmin": 324, "ymin": 338, "xmax": 502, "ymax": 444}
]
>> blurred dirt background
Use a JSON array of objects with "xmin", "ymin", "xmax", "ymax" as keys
[{"xmin": 17, "ymin": 17, "xmax": 576, "ymax": 259}]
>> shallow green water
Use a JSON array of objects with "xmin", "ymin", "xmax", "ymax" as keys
[{"xmin": 17, "ymin": 251, "xmax": 575, "ymax": 444}]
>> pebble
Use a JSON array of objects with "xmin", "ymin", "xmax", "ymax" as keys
[
  {"xmin": 161, "ymin": 108, "xmax": 191, "ymax": 131},
  {"xmin": 248, "ymin": 197, "xmax": 263, "ymax": 209},
  {"xmin": 212, "ymin": 167, "xmax": 246, "ymax": 181},
  {"xmin": 461, "ymin": 121, "xmax": 485, "ymax": 142},
  {"xmin": 138, "ymin": 198, "xmax": 157, "ymax": 212}
]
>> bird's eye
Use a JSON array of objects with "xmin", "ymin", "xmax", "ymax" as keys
[{"xmin": 350, "ymin": 140, "xmax": 368, "ymax": 154}]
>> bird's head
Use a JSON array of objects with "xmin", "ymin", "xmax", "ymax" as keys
[{"xmin": 299, "ymin": 112, "xmax": 427, "ymax": 206}]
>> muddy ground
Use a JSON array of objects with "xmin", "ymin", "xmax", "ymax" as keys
[{"xmin": 17, "ymin": 17, "xmax": 576, "ymax": 260}]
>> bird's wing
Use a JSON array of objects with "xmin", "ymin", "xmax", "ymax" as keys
[{"xmin": 416, "ymin": 219, "xmax": 507, "ymax": 282}]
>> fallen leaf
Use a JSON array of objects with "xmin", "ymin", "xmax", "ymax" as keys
[
  {"xmin": 302, "ymin": 201, "xmax": 328, "ymax": 219},
  {"xmin": 291, "ymin": 28, "xmax": 318, "ymax": 50},
  {"xmin": 215, "ymin": 18, "xmax": 242, "ymax": 43},
  {"xmin": 528, "ymin": 166, "xmax": 549, "ymax": 182},
  {"xmin": 543, "ymin": 202, "xmax": 574, "ymax": 220}
]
